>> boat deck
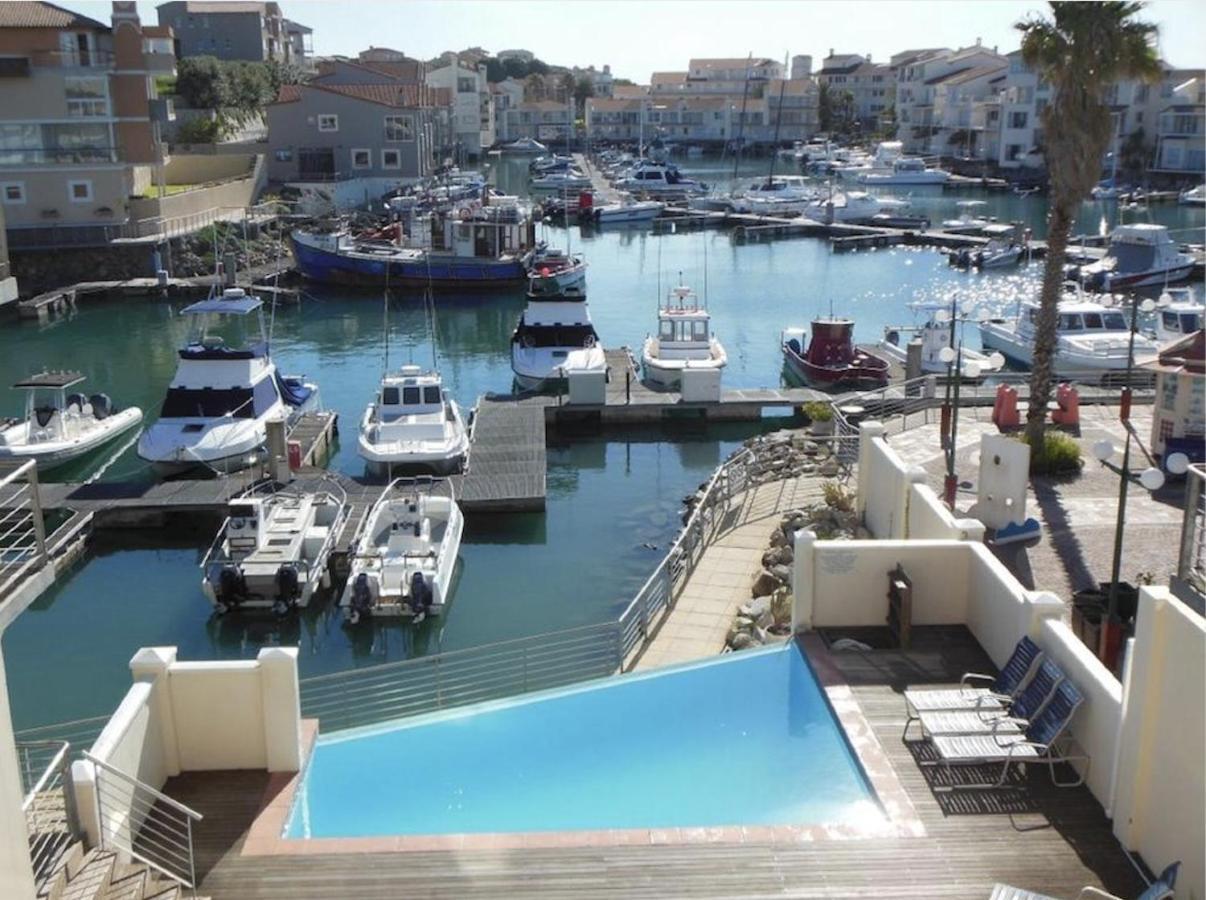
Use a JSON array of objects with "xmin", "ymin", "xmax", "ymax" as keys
[{"xmin": 157, "ymin": 627, "xmax": 1144, "ymax": 900}]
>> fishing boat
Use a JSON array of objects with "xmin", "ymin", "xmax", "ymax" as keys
[
  {"xmin": 781, "ymin": 319, "xmax": 890, "ymax": 391},
  {"xmin": 201, "ymin": 484, "xmax": 348, "ymax": 616},
  {"xmin": 500, "ymin": 137, "xmax": 548, "ymax": 154},
  {"xmin": 358, "ymin": 367, "xmax": 469, "ymax": 477},
  {"xmin": 979, "ymin": 288, "xmax": 1160, "ymax": 377},
  {"xmin": 641, "ymin": 282, "xmax": 727, "ymax": 388},
  {"xmin": 341, "ymin": 477, "xmax": 463, "ymax": 624},
  {"xmin": 136, "ymin": 289, "xmax": 320, "ymax": 475},
  {"xmin": 1150, "ymin": 286, "xmax": 1203, "ymax": 348},
  {"xmin": 511, "ymin": 292, "xmax": 604, "ymax": 390},
  {"xmin": 0, "ymin": 372, "xmax": 142, "ymax": 469},
  {"xmin": 948, "ymin": 224, "xmax": 1025, "ymax": 269},
  {"xmin": 879, "ymin": 302, "xmax": 1006, "ymax": 376},
  {"xmin": 592, "ymin": 196, "xmax": 664, "ymax": 224},
  {"xmin": 290, "ymin": 202, "xmax": 535, "ymax": 288},
  {"xmin": 1073, "ymin": 223, "xmax": 1195, "ymax": 291},
  {"xmin": 941, "ymin": 200, "xmax": 994, "ymax": 231},
  {"xmin": 528, "ymin": 247, "xmax": 587, "ymax": 298},
  {"xmin": 613, "ymin": 162, "xmax": 708, "ymax": 196}
]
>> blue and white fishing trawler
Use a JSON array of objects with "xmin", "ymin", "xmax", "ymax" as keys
[{"xmin": 290, "ymin": 200, "xmax": 538, "ymax": 289}]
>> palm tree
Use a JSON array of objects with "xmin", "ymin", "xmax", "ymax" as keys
[{"xmin": 1016, "ymin": 2, "xmax": 1161, "ymax": 457}]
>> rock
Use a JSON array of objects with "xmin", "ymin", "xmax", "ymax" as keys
[
  {"xmin": 769, "ymin": 564, "xmax": 792, "ymax": 585},
  {"xmin": 733, "ymin": 615, "xmax": 754, "ymax": 632},
  {"xmin": 751, "ymin": 569, "xmax": 778, "ymax": 597},
  {"xmin": 755, "ymin": 610, "xmax": 774, "ymax": 630},
  {"xmin": 753, "ymin": 625, "xmax": 770, "ymax": 644},
  {"xmin": 855, "ymin": 526, "xmax": 872, "ymax": 540},
  {"xmin": 741, "ymin": 595, "xmax": 773, "ymax": 620},
  {"xmin": 768, "ymin": 528, "xmax": 786, "ymax": 548},
  {"xmin": 729, "ymin": 632, "xmax": 758, "ymax": 650},
  {"xmin": 761, "ymin": 544, "xmax": 793, "ymax": 568},
  {"xmin": 819, "ymin": 458, "xmax": 840, "ymax": 476}
]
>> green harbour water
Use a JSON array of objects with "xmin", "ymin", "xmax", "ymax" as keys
[{"xmin": 2, "ymin": 157, "xmax": 1202, "ymax": 730}]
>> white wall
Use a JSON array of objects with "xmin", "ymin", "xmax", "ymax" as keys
[
  {"xmin": 907, "ymin": 483, "xmax": 986, "ymax": 542},
  {"xmin": 0, "ymin": 643, "xmax": 37, "ymax": 898},
  {"xmin": 170, "ymin": 663, "xmax": 267, "ymax": 771},
  {"xmin": 1112, "ymin": 588, "xmax": 1205, "ymax": 900}
]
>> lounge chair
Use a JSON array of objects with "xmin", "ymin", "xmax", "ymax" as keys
[
  {"xmin": 914, "ymin": 658, "xmax": 1063, "ymax": 738},
  {"xmin": 927, "ymin": 679, "xmax": 1087, "ymax": 789},
  {"xmin": 902, "ymin": 636, "xmax": 1044, "ymax": 738},
  {"xmin": 989, "ymin": 861, "xmax": 1179, "ymax": 900}
]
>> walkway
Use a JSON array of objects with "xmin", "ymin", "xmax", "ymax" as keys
[{"xmin": 634, "ymin": 473, "xmax": 825, "ymax": 670}]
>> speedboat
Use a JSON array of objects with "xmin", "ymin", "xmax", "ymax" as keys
[
  {"xmin": 641, "ymin": 282, "xmax": 727, "ymax": 388},
  {"xmin": 201, "ymin": 484, "xmax": 348, "ymax": 616},
  {"xmin": 501, "ymin": 137, "xmax": 548, "ymax": 155},
  {"xmin": 137, "ymin": 289, "xmax": 320, "ymax": 475},
  {"xmin": 1150, "ymin": 286, "xmax": 1203, "ymax": 348},
  {"xmin": 528, "ymin": 247, "xmax": 587, "ymax": 298},
  {"xmin": 358, "ymin": 367, "xmax": 469, "ymax": 477},
  {"xmin": 731, "ymin": 176, "xmax": 816, "ymax": 216},
  {"xmin": 1179, "ymin": 184, "xmax": 1205, "ymax": 206},
  {"xmin": 529, "ymin": 154, "xmax": 575, "ymax": 175},
  {"xmin": 880, "ymin": 302, "xmax": 1005, "ymax": 376},
  {"xmin": 781, "ymin": 319, "xmax": 890, "ymax": 391},
  {"xmin": 593, "ymin": 197, "xmax": 664, "ymax": 224},
  {"xmin": 341, "ymin": 477, "xmax": 463, "ymax": 625},
  {"xmin": 857, "ymin": 157, "xmax": 950, "ymax": 185},
  {"xmin": 979, "ymin": 288, "xmax": 1160, "ymax": 377},
  {"xmin": 803, "ymin": 190, "xmax": 882, "ymax": 223},
  {"xmin": 941, "ymin": 200, "xmax": 993, "ymax": 232},
  {"xmin": 834, "ymin": 141, "xmax": 901, "ymax": 180},
  {"xmin": 948, "ymin": 224, "xmax": 1025, "ymax": 269},
  {"xmin": 613, "ymin": 162, "xmax": 708, "ymax": 196},
  {"xmin": 1074, "ymin": 223, "xmax": 1195, "ymax": 291},
  {"xmin": 511, "ymin": 293, "xmax": 604, "ymax": 390},
  {"xmin": 0, "ymin": 372, "xmax": 142, "ymax": 470}
]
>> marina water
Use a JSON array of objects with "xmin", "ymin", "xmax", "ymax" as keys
[{"xmin": 3, "ymin": 157, "xmax": 1202, "ymax": 729}]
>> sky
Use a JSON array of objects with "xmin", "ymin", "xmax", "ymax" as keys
[{"xmin": 77, "ymin": 0, "xmax": 1206, "ymax": 79}]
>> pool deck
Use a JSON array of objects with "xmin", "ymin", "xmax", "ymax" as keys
[
  {"xmin": 633, "ymin": 473, "xmax": 825, "ymax": 670},
  {"xmin": 159, "ymin": 627, "xmax": 1143, "ymax": 899}
]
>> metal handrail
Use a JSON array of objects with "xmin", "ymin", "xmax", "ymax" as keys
[
  {"xmin": 19, "ymin": 741, "xmax": 69, "ymax": 811},
  {"xmin": 0, "ymin": 460, "xmax": 48, "ymax": 602},
  {"xmin": 83, "ymin": 751, "xmax": 202, "ymax": 891},
  {"xmin": 18, "ymin": 740, "xmax": 79, "ymax": 892}
]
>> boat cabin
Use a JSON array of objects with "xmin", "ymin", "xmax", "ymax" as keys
[
  {"xmin": 428, "ymin": 203, "xmax": 533, "ymax": 259},
  {"xmin": 376, "ymin": 367, "xmax": 447, "ymax": 423},
  {"xmin": 1155, "ymin": 289, "xmax": 1203, "ymax": 344},
  {"xmin": 656, "ymin": 285, "xmax": 712, "ymax": 350},
  {"xmin": 179, "ymin": 289, "xmax": 268, "ymax": 361},
  {"xmin": 1020, "ymin": 301, "xmax": 1130, "ymax": 337}
]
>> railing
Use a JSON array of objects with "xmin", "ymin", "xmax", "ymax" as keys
[
  {"xmin": 14, "ymin": 714, "xmax": 113, "ymax": 751},
  {"xmin": 84, "ymin": 751, "xmax": 202, "ymax": 892},
  {"xmin": 1178, "ymin": 464, "xmax": 1206, "ymax": 599},
  {"xmin": 0, "ymin": 461, "xmax": 49, "ymax": 603},
  {"xmin": 20, "ymin": 740, "xmax": 78, "ymax": 888},
  {"xmin": 30, "ymin": 49, "xmax": 117, "ymax": 69},
  {"xmin": 299, "ymin": 621, "xmax": 621, "ymax": 733},
  {"xmin": 0, "ymin": 146, "xmax": 121, "ymax": 166}
]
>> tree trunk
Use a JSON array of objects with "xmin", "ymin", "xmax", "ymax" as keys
[{"xmin": 1025, "ymin": 200, "xmax": 1074, "ymax": 461}]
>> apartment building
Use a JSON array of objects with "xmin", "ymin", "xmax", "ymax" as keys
[
  {"xmin": 499, "ymin": 100, "xmax": 572, "ymax": 144},
  {"xmin": 425, "ymin": 59, "xmax": 493, "ymax": 160},
  {"xmin": 491, "ymin": 78, "xmax": 526, "ymax": 142},
  {"xmin": 928, "ymin": 64, "xmax": 1007, "ymax": 158},
  {"xmin": 570, "ymin": 64, "xmax": 614, "ymax": 99},
  {"xmin": 1149, "ymin": 71, "xmax": 1205, "ymax": 177},
  {"xmin": 0, "ymin": 1, "xmax": 175, "ymax": 247},
  {"xmin": 156, "ymin": 1, "xmax": 309, "ymax": 66},
  {"xmin": 895, "ymin": 44, "xmax": 1008, "ymax": 153},
  {"xmin": 815, "ymin": 51, "xmax": 895, "ymax": 130}
]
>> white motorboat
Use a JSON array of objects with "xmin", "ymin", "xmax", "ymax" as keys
[
  {"xmin": 730, "ymin": 176, "xmax": 816, "ymax": 215},
  {"xmin": 529, "ymin": 154, "xmax": 575, "ymax": 175},
  {"xmin": 1150, "ymin": 286, "xmax": 1203, "ymax": 347},
  {"xmin": 948, "ymin": 224, "xmax": 1025, "ymax": 269},
  {"xmin": 803, "ymin": 190, "xmax": 882, "ymax": 223},
  {"xmin": 358, "ymin": 367, "xmax": 469, "ymax": 476},
  {"xmin": 613, "ymin": 162, "xmax": 707, "ymax": 196},
  {"xmin": 501, "ymin": 137, "xmax": 548, "ymax": 155},
  {"xmin": 341, "ymin": 477, "xmax": 463, "ymax": 624},
  {"xmin": 1178, "ymin": 184, "xmax": 1205, "ymax": 206},
  {"xmin": 857, "ymin": 156, "xmax": 950, "ymax": 185},
  {"xmin": 530, "ymin": 169, "xmax": 591, "ymax": 192},
  {"xmin": 1075, "ymin": 223, "xmax": 1195, "ymax": 291},
  {"xmin": 137, "ymin": 288, "xmax": 320, "ymax": 475},
  {"xmin": 979, "ymin": 288, "xmax": 1159, "ymax": 377},
  {"xmin": 641, "ymin": 282, "xmax": 727, "ymax": 388},
  {"xmin": 511, "ymin": 292, "xmax": 605, "ymax": 390},
  {"xmin": 593, "ymin": 197, "xmax": 664, "ymax": 224},
  {"xmin": 201, "ymin": 484, "xmax": 348, "ymax": 616},
  {"xmin": 0, "ymin": 372, "xmax": 142, "ymax": 470},
  {"xmin": 528, "ymin": 247, "xmax": 587, "ymax": 298},
  {"xmin": 880, "ymin": 302, "xmax": 1005, "ymax": 376},
  {"xmin": 834, "ymin": 141, "xmax": 901, "ymax": 180},
  {"xmin": 941, "ymin": 200, "xmax": 994, "ymax": 231}
]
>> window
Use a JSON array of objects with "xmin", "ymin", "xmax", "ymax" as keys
[
  {"xmin": 381, "ymin": 148, "xmax": 401, "ymax": 169},
  {"xmin": 351, "ymin": 148, "xmax": 371, "ymax": 169},
  {"xmin": 1005, "ymin": 144, "xmax": 1023, "ymax": 161},
  {"xmin": 402, "ymin": 387, "xmax": 421, "ymax": 405},
  {"xmin": 1, "ymin": 182, "xmax": 25, "ymax": 204},
  {"xmin": 274, "ymin": 148, "xmax": 293, "ymax": 162},
  {"xmin": 423, "ymin": 386, "xmax": 441, "ymax": 404},
  {"xmin": 1008, "ymin": 111, "xmax": 1028, "ymax": 129},
  {"xmin": 457, "ymin": 77, "xmax": 475, "ymax": 93},
  {"xmin": 1161, "ymin": 375, "xmax": 1178, "ymax": 411},
  {"xmin": 384, "ymin": 114, "xmax": 414, "ymax": 141},
  {"xmin": 317, "ymin": 114, "xmax": 338, "ymax": 132},
  {"xmin": 65, "ymin": 77, "xmax": 108, "ymax": 117},
  {"xmin": 67, "ymin": 180, "xmax": 92, "ymax": 203}
]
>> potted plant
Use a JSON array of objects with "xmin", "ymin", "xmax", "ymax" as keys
[{"xmin": 803, "ymin": 400, "xmax": 834, "ymax": 436}]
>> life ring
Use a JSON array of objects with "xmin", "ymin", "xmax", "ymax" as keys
[{"xmin": 459, "ymin": 207, "xmax": 472, "ymax": 220}]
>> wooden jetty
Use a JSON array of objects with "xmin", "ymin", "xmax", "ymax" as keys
[{"xmin": 456, "ymin": 402, "xmax": 547, "ymax": 511}]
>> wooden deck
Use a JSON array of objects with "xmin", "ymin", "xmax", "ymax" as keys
[
  {"xmin": 458, "ymin": 400, "xmax": 547, "ymax": 511},
  {"xmin": 159, "ymin": 627, "xmax": 1143, "ymax": 900}
]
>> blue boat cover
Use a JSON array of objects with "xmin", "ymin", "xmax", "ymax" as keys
[{"xmin": 275, "ymin": 371, "xmax": 312, "ymax": 407}]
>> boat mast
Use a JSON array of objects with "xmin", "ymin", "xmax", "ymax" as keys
[
  {"xmin": 765, "ymin": 57, "xmax": 788, "ymax": 186},
  {"xmin": 731, "ymin": 53, "xmax": 753, "ymax": 189}
]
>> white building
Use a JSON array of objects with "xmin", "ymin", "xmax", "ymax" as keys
[
  {"xmin": 500, "ymin": 100, "xmax": 572, "ymax": 144},
  {"xmin": 490, "ymin": 77, "xmax": 526, "ymax": 142},
  {"xmin": 894, "ymin": 44, "xmax": 1007, "ymax": 153},
  {"xmin": 571, "ymin": 64, "xmax": 614, "ymax": 99},
  {"xmin": 816, "ymin": 51, "xmax": 895, "ymax": 130},
  {"xmin": 425, "ymin": 60, "xmax": 493, "ymax": 159},
  {"xmin": 929, "ymin": 63, "xmax": 1008, "ymax": 158}
]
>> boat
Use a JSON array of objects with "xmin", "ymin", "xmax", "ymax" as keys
[
  {"xmin": 879, "ymin": 302, "xmax": 1006, "ymax": 376},
  {"xmin": 948, "ymin": 224, "xmax": 1025, "ymax": 269},
  {"xmin": 529, "ymin": 154, "xmax": 575, "ymax": 175},
  {"xmin": 201, "ymin": 484, "xmax": 348, "ymax": 616},
  {"xmin": 528, "ymin": 247, "xmax": 587, "ymax": 298},
  {"xmin": 1074, "ymin": 223, "xmax": 1195, "ymax": 291},
  {"xmin": 613, "ymin": 162, "xmax": 708, "ymax": 197},
  {"xmin": 136, "ymin": 289, "xmax": 320, "ymax": 475},
  {"xmin": 530, "ymin": 169, "xmax": 592, "ymax": 192},
  {"xmin": 500, "ymin": 137, "xmax": 548, "ymax": 155},
  {"xmin": 340, "ymin": 477, "xmax": 463, "ymax": 624},
  {"xmin": 640, "ymin": 282, "xmax": 727, "ymax": 388},
  {"xmin": 834, "ymin": 141, "xmax": 901, "ymax": 180},
  {"xmin": 511, "ymin": 292, "xmax": 604, "ymax": 390},
  {"xmin": 1178, "ymin": 184, "xmax": 1205, "ymax": 206},
  {"xmin": 358, "ymin": 366, "xmax": 469, "ymax": 477},
  {"xmin": 941, "ymin": 200, "xmax": 994, "ymax": 232},
  {"xmin": 979, "ymin": 288, "xmax": 1160, "ymax": 377},
  {"xmin": 857, "ymin": 156, "xmax": 950, "ymax": 185},
  {"xmin": 1150, "ymin": 286, "xmax": 1203, "ymax": 347},
  {"xmin": 803, "ymin": 190, "xmax": 882, "ymax": 223},
  {"xmin": 730, "ymin": 176, "xmax": 816, "ymax": 215},
  {"xmin": 781, "ymin": 319, "xmax": 891, "ymax": 391},
  {"xmin": 291, "ymin": 202, "xmax": 535, "ymax": 288},
  {"xmin": 0, "ymin": 371, "xmax": 142, "ymax": 469},
  {"xmin": 592, "ymin": 196, "xmax": 664, "ymax": 224}
]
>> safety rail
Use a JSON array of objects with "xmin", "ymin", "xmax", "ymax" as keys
[
  {"xmin": 1178, "ymin": 464, "xmax": 1206, "ymax": 599},
  {"xmin": 0, "ymin": 460, "xmax": 49, "ymax": 603},
  {"xmin": 18, "ymin": 740, "xmax": 79, "ymax": 890},
  {"xmin": 84, "ymin": 751, "xmax": 202, "ymax": 893},
  {"xmin": 14, "ymin": 714, "xmax": 111, "ymax": 751},
  {"xmin": 300, "ymin": 621, "xmax": 622, "ymax": 733}
]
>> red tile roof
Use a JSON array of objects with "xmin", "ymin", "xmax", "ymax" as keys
[
  {"xmin": 271, "ymin": 82, "xmax": 444, "ymax": 108},
  {"xmin": 0, "ymin": 1, "xmax": 107, "ymax": 29}
]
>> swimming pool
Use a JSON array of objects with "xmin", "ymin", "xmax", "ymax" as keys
[{"xmin": 286, "ymin": 642, "xmax": 879, "ymax": 838}]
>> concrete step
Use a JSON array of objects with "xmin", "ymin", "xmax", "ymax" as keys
[
  {"xmin": 60, "ymin": 849, "xmax": 116, "ymax": 900},
  {"xmin": 37, "ymin": 839, "xmax": 84, "ymax": 900},
  {"xmin": 100, "ymin": 863, "xmax": 147, "ymax": 900},
  {"xmin": 140, "ymin": 882, "xmax": 182, "ymax": 900}
]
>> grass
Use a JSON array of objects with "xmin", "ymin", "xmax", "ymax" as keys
[{"xmin": 1021, "ymin": 430, "xmax": 1084, "ymax": 476}]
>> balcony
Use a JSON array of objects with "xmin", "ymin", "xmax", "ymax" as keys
[
  {"xmin": 0, "ymin": 147, "xmax": 121, "ymax": 166},
  {"xmin": 30, "ymin": 49, "xmax": 116, "ymax": 70}
]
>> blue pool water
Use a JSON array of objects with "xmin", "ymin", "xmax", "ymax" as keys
[{"xmin": 286, "ymin": 642, "xmax": 878, "ymax": 837}]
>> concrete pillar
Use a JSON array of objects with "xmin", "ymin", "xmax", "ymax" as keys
[
  {"xmin": 70, "ymin": 758, "xmax": 100, "ymax": 850},
  {"xmin": 854, "ymin": 420, "xmax": 886, "ymax": 521},
  {"xmin": 264, "ymin": 414, "xmax": 289, "ymax": 483},
  {"xmin": 130, "ymin": 647, "xmax": 180, "ymax": 778},
  {"xmin": 790, "ymin": 529, "xmax": 816, "ymax": 633},
  {"xmin": 905, "ymin": 339, "xmax": 924, "ymax": 383},
  {"xmin": 0, "ymin": 644, "xmax": 38, "ymax": 897},
  {"xmin": 257, "ymin": 648, "xmax": 301, "ymax": 773}
]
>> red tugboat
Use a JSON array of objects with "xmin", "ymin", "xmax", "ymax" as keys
[{"xmin": 781, "ymin": 318, "xmax": 891, "ymax": 391}]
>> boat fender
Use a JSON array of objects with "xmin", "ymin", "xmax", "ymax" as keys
[
  {"xmin": 274, "ymin": 564, "xmax": 300, "ymax": 616},
  {"xmin": 216, "ymin": 565, "xmax": 247, "ymax": 614}
]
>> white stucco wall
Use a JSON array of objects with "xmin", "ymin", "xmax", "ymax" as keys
[
  {"xmin": 907, "ymin": 483, "xmax": 986, "ymax": 542},
  {"xmin": 170, "ymin": 663, "xmax": 267, "ymax": 771},
  {"xmin": 0, "ymin": 644, "xmax": 37, "ymax": 898}
]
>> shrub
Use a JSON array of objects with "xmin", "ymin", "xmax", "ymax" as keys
[
  {"xmin": 1021, "ymin": 430, "xmax": 1083, "ymax": 476},
  {"xmin": 803, "ymin": 400, "xmax": 833, "ymax": 422},
  {"xmin": 822, "ymin": 480, "xmax": 856, "ymax": 512},
  {"xmin": 176, "ymin": 116, "xmax": 222, "ymax": 144}
]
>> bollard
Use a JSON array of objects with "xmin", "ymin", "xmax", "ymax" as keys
[{"xmin": 1051, "ymin": 382, "xmax": 1080, "ymax": 428}]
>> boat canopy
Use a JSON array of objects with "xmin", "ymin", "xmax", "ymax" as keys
[
  {"xmin": 13, "ymin": 371, "xmax": 85, "ymax": 390},
  {"xmin": 181, "ymin": 293, "xmax": 264, "ymax": 316}
]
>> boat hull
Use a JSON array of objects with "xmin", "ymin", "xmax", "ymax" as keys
[
  {"xmin": 0, "ymin": 407, "xmax": 142, "ymax": 470},
  {"xmin": 782, "ymin": 345, "xmax": 890, "ymax": 391},
  {"xmin": 291, "ymin": 236, "xmax": 528, "ymax": 288},
  {"xmin": 978, "ymin": 326, "xmax": 1154, "ymax": 377}
]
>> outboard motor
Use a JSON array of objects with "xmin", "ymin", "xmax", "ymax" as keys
[
  {"xmin": 347, "ymin": 573, "xmax": 373, "ymax": 625},
  {"xmin": 89, "ymin": 394, "xmax": 112, "ymax": 420},
  {"xmin": 215, "ymin": 565, "xmax": 247, "ymax": 614},
  {"xmin": 410, "ymin": 571, "xmax": 432, "ymax": 624},
  {"xmin": 273, "ymin": 564, "xmax": 300, "ymax": 617},
  {"xmin": 65, "ymin": 393, "xmax": 87, "ymax": 414}
]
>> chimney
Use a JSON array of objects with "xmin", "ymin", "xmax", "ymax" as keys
[
  {"xmin": 828, "ymin": 48, "xmax": 834, "ymax": 58},
  {"xmin": 976, "ymin": 37, "xmax": 982, "ymax": 46}
]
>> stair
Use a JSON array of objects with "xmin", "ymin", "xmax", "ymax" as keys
[{"xmin": 35, "ymin": 842, "xmax": 205, "ymax": 900}]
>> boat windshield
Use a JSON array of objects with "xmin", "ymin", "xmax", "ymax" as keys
[
  {"xmin": 383, "ymin": 386, "xmax": 442, "ymax": 406},
  {"xmin": 518, "ymin": 324, "xmax": 596, "ymax": 348},
  {"xmin": 160, "ymin": 379, "xmax": 276, "ymax": 419},
  {"xmin": 1108, "ymin": 241, "xmax": 1158, "ymax": 272},
  {"xmin": 659, "ymin": 318, "xmax": 709, "ymax": 342}
]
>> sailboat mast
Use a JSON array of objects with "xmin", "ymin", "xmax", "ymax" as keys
[
  {"xmin": 766, "ymin": 61, "xmax": 788, "ymax": 185},
  {"xmin": 731, "ymin": 53, "xmax": 753, "ymax": 186}
]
